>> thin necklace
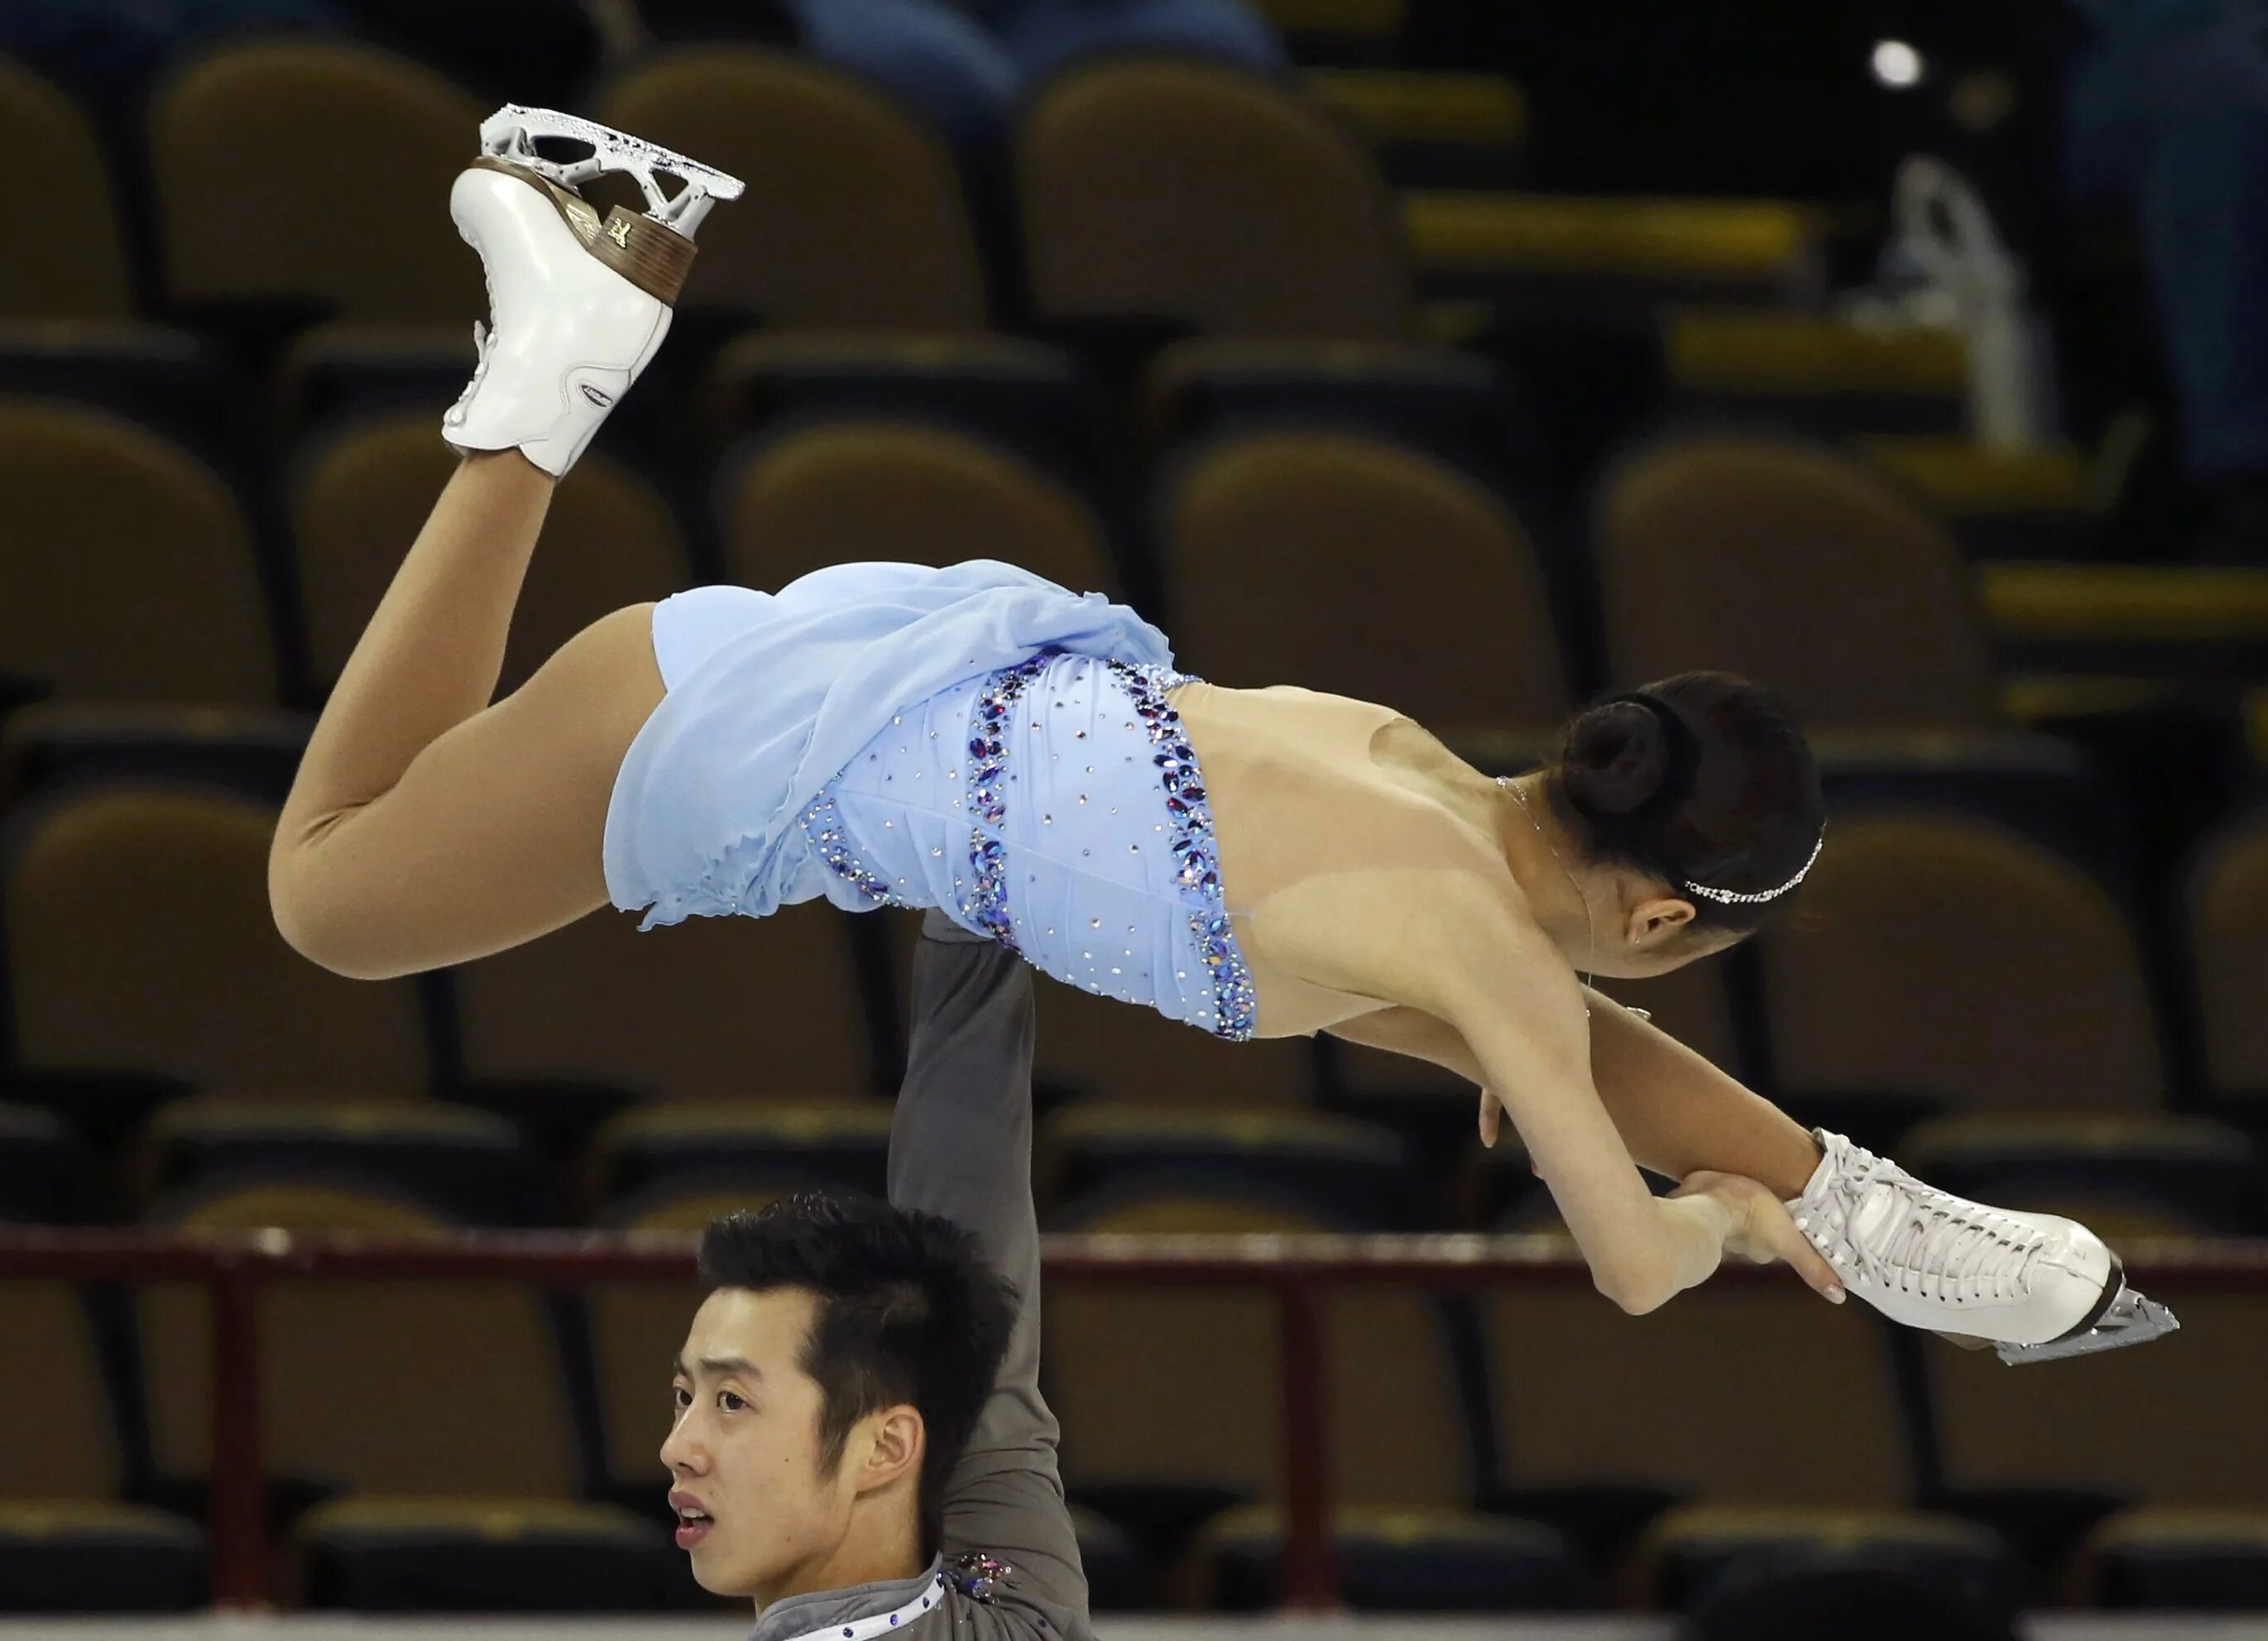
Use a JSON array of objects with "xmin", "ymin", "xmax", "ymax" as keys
[{"xmin": 1500, "ymin": 775, "xmax": 1594, "ymax": 1018}]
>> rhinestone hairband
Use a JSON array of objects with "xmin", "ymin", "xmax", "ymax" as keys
[{"xmin": 1683, "ymin": 832, "xmax": 1824, "ymax": 904}]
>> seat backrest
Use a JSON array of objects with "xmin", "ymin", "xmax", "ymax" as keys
[
  {"xmin": 1485, "ymin": 1275, "xmax": 1912, "ymax": 1506},
  {"xmin": 139, "ymin": 1180, "xmax": 579, "ymax": 1496},
  {"xmin": 1019, "ymin": 60, "xmax": 1405, "ymax": 339},
  {"xmin": 292, "ymin": 411, "xmax": 692, "ymax": 697},
  {"xmin": 150, "ymin": 38, "xmax": 485, "ymax": 320},
  {"xmin": 455, "ymin": 895, "xmax": 878, "ymax": 1101},
  {"xmin": 2185, "ymin": 815, "xmax": 2268, "ymax": 1104},
  {"xmin": 1163, "ymin": 429, "xmax": 1567, "ymax": 732},
  {"xmin": 719, "ymin": 420, "xmax": 1117, "ymax": 600},
  {"xmin": 0, "ymin": 58, "xmax": 132, "ymax": 319},
  {"xmin": 1045, "ymin": 1188, "xmax": 1475, "ymax": 1509},
  {"xmin": 597, "ymin": 48, "xmax": 986, "ymax": 332},
  {"xmin": 0, "ymin": 1280, "xmax": 120, "ymax": 1499},
  {"xmin": 1762, "ymin": 810, "xmax": 2165, "ymax": 1113},
  {"xmin": 4, "ymin": 784, "xmax": 429, "ymax": 1093},
  {"xmin": 1931, "ymin": 1288, "xmax": 2268, "ymax": 1504},
  {"xmin": 0, "ymin": 398, "xmax": 276, "ymax": 705},
  {"xmin": 1595, "ymin": 433, "xmax": 1995, "ymax": 729}
]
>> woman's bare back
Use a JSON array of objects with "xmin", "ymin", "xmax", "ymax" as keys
[{"xmin": 1167, "ymin": 679, "xmax": 1521, "ymax": 1038}]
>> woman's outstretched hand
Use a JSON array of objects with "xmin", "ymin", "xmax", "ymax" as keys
[{"xmin": 1668, "ymin": 1169, "xmax": 1848, "ymax": 1304}]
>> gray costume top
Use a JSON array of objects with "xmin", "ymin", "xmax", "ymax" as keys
[{"xmin": 747, "ymin": 909, "xmax": 1091, "ymax": 1641}]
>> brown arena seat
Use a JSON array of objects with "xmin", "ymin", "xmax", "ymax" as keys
[
  {"xmin": 1019, "ymin": 59, "xmax": 1406, "ymax": 339},
  {"xmin": 290, "ymin": 410, "xmax": 693, "ymax": 698},
  {"xmin": 0, "ymin": 400, "xmax": 278, "ymax": 706},
  {"xmin": 2, "ymin": 784, "xmax": 429, "ymax": 1096},
  {"xmin": 2184, "ymin": 812, "xmax": 2268, "ymax": 1107},
  {"xmin": 1161, "ymin": 429, "xmax": 1568, "ymax": 733},
  {"xmin": 149, "ymin": 39, "xmax": 486, "ymax": 322},
  {"xmin": 717, "ymin": 420, "xmax": 1118, "ymax": 597},
  {"xmin": 1043, "ymin": 1187, "xmax": 1478, "ymax": 1523},
  {"xmin": 1761, "ymin": 810, "xmax": 2166, "ymax": 1116},
  {"xmin": 0, "ymin": 58, "xmax": 133, "ymax": 319},
  {"xmin": 0, "ymin": 1279, "xmax": 206, "ymax": 1610},
  {"xmin": 597, "ymin": 50, "xmax": 987, "ymax": 331},
  {"xmin": 1594, "ymin": 432, "xmax": 1997, "ymax": 729},
  {"xmin": 452, "ymin": 896, "xmax": 879, "ymax": 1104}
]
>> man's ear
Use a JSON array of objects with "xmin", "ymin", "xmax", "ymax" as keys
[{"xmin": 855, "ymin": 1405, "xmax": 925, "ymax": 1495}]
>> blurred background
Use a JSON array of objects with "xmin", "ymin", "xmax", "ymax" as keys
[{"xmin": 2, "ymin": 0, "xmax": 2267, "ymax": 1633}]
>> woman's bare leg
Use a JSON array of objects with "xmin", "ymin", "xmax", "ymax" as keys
[
  {"xmin": 268, "ymin": 450, "xmax": 666, "ymax": 981},
  {"xmin": 1582, "ymin": 988, "xmax": 1824, "ymax": 1198}
]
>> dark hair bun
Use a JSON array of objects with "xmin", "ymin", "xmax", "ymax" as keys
[{"xmin": 1562, "ymin": 698, "xmax": 1676, "ymax": 818}]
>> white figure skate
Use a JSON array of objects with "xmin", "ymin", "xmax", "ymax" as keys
[
  {"xmin": 442, "ymin": 105, "xmax": 746, "ymax": 477},
  {"xmin": 1784, "ymin": 1128, "xmax": 2180, "ymax": 1365}
]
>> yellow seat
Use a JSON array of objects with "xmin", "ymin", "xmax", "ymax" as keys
[
  {"xmin": 0, "ymin": 57, "xmax": 133, "ymax": 319},
  {"xmin": 717, "ymin": 420, "xmax": 1117, "ymax": 597},
  {"xmin": 4, "ymin": 785, "xmax": 429, "ymax": 1096},
  {"xmin": 1162, "ymin": 429, "xmax": 1568, "ymax": 733},
  {"xmin": 1634, "ymin": 1503, "xmax": 2012, "ymax": 1610},
  {"xmin": 1762, "ymin": 810, "xmax": 2165, "ymax": 1116},
  {"xmin": 597, "ymin": 49, "xmax": 986, "ymax": 332},
  {"xmin": 1019, "ymin": 60, "xmax": 1405, "ymax": 339},
  {"xmin": 0, "ymin": 399, "xmax": 278, "ymax": 706},
  {"xmin": 2074, "ymin": 1505, "xmax": 2268, "ymax": 1608},
  {"xmin": 2186, "ymin": 813, "xmax": 2268, "ymax": 1110},
  {"xmin": 291, "ymin": 410, "xmax": 692, "ymax": 697},
  {"xmin": 1595, "ymin": 431, "xmax": 1995, "ymax": 729},
  {"xmin": 150, "ymin": 39, "xmax": 484, "ymax": 321}
]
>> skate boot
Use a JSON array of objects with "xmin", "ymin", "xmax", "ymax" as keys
[
  {"xmin": 442, "ymin": 104, "xmax": 745, "ymax": 477},
  {"xmin": 1784, "ymin": 1128, "xmax": 2180, "ymax": 1365}
]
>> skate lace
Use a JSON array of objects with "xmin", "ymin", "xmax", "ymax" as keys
[{"xmin": 1831, "ymin": 1152, "xmax": 2047, "ymax": 1303}]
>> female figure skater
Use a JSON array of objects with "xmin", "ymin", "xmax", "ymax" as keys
[{"xmin": 270, "ymin": 108, "xmax": 2174, "ymax": 1361}]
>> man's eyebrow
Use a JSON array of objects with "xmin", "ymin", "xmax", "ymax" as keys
[{"xmin": 672, "ymin": 1356, "xmax": 762, "ymax": 1379}]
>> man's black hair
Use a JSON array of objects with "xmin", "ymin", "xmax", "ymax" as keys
[{"xmin": 698, "ymin": 1192, "xmax": 1016, "ymax": 1556}]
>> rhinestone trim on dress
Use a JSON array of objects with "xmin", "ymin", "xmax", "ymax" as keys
[
  {"xmin": 961, "ymin": 653, "xmax": 1055, "ymax": 951},
  {"xmin": 1105, "ymin": 658, "xmax": 1258, "ymax": 1042},
  {"xmin": 798, "ymin": 789, "xmax": 897, "ymax": 907}
]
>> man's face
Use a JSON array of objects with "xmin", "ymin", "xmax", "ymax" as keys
[{"xmin": 662, "ymin": 1287, "xmax": 850, "ymax": 1600}]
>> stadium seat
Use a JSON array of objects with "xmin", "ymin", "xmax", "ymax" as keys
[
  {"xmin": 1897, "ymin": 1114, "xmax": 2267, "ymax": 1238},
  {"xmin": 138, "ymin": 1091, "xmax": 556, "ymax": 1226},
  {"xmin": 1404, "ymin": 194, "xmax": 1828, "ymax": 323},
  {"xmin": 137, "ymin": 1179, "xmax": 588, "ymax": 1509},
  {"xmin": 148, "ymin": 38, "xmax": 487, "ymax": 323},
  {"xmin": 1253, "ymin": 0, "xmax": 1408, "ymax": 65},
  {"xmin": 1159, "ymin": 429, "xmax": 1570, "ymax": 732},
  {"xmin": 1594, "ymin": 431, "xmax": 1994, "ymax": 729},
  {"xmin": 297, "ymin": 1496, "xmax": 675, "ymax": 1612},
  {"xmin": 2, "ymin": 784, "xmax": 430, "ymax": 1096},
  {"xmin": 1038, "ymin": 1103, "xmax": 1416, "ymax": 1227},
  {"xmin": 1928, "ymin": 1286, "xmax": 2268, "ymax": 1529},
  {"xmin": 0, "ymin": 703, "xmax": 307, "ymax": 816},
  {"xmin": 707, "ymin": 331, "xmax": 1105, "ymax": 498},
  {"xmin": 1141, "ymin": 337, "xmax": 1537, "ymax": 496},
  {"xmin": 1637, "ymin": 1506, "xmax": 2019, "ymax": 1614},
  {"xmin": 0, "ymin": 1268, "xmax": 205, "ymax": 1611},
  {"xmin": 0, "ymin": 57, "xmax": 134, "ymax": 319},
  {"xmin": 2184, "ymin": 810, "xmax": 2268, "ymax": 1109},
  {"xmin": 0, "ymin": 399, "xmax": 280, "ymax": 708},
  {"xmin": 1043, "ymin": 1187, "xmax": 1480, "ymax": 1555},
  {"xmin": 592, "ymin": 1099, "xmax": 893, "ymax": 1205},
  {"xmin": 274, "ymin": 321, "xmax": 477, "ymax": 429},
  {"xmin": 1192, "ymin": 1502, "xmax": 1590, "ymax": 1610},
  {"xmin": 716, "ymin": 420, "xmax": 1120, "ymax": 598},
  {"xmin": 0, "ymin": 1102, "xmax": 85, "ymax": 1224},
  {"xmin": 1661, "ymin": 311, "xmax": 1968, "ymax": 439},
  {"xmin": 451, "ymin": 895, "xmax": 881, "ymax": 1106},
  {"xmin": 1976, "ymin": 563, "xmax": 2268, "ymax": 683},
  {"xmin": 290, "ymin": 410, "xmax": 693, "ymax": 698},
  {"xmin": 1760, "ymin": 810, "xmax": 2168, "ymax": 1126},
  {"xmin": 1019, "ymin": 60, "xmax": 1406, "ymax": 339},
  {"xmin": 2074, "ymin": 1505, "xmax": 2268, "ymax": 1610},
  {"xmin": 597, "ymin": 49, "xmax": 988, "ymax": 331},
  {"xmin": 0, "ymin": 323, "xmax": 251, "ymax": 484},
  {"xmin": 1851, "ymin": 436, "xmax": 2107, "ymax": 561},
  {"xmin": 1482, "ymin": 1258, "xmax": 1920, "ymax": 1588}
]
